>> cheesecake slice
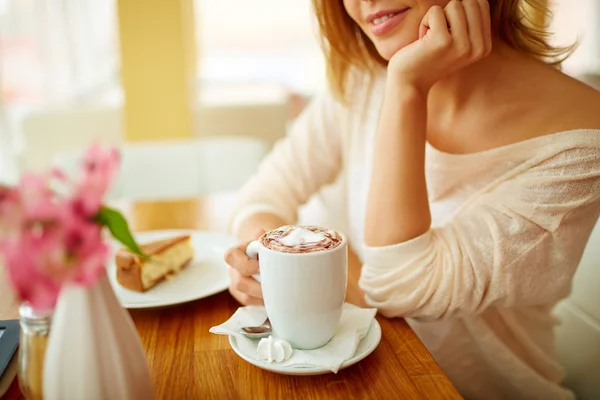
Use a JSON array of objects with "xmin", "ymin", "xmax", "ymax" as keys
[{"xmin": 115, "ymin": 235, "xmax": 194, "ymax": 292}]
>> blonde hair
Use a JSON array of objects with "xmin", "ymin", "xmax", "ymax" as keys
[{"xmin": 311, "ymin": 0, "xmax": 574, "ymax": 102}]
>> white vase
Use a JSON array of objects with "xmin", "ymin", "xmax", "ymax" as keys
[{"xmin": 42, "ymin": 270, "xmax": 154, "ymax": 400}]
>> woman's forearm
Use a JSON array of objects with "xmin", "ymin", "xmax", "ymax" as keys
[
  {"xmin": 237, "ymin": 213, "xmax": 288, "ymax": 242},
  {"xmin": 346, "ymin": 244, "xmax": 367, "ymax": 308},
  {"xmin": 364, "ymin": 82, "xmax": 431, "ymax": 247}
]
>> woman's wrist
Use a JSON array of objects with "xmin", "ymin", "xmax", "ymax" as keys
[
  {"xmin": 379, "ymin": 78, "xmax": 428, "ymax": 141},
  {"xmin": 385, "ymin": 71, "xmax": 432, "ymax": 101}
]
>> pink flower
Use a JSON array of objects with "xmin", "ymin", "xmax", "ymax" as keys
[
  {"xmin": 0, "ymin": 144, "xmax": 121, "ymax": 310},
  {"xmin": 60, "ymin": 205, "xmax": 108, "ymax": 285},
  {"xmin": 18, "ymin": 173, "xmax": 61, "ymax": 222},
  {"xmin": 0, "ymin": 185, "xmax": 22, "ymax": 232},
  {"xmin": 2, "ymin": 193, "xmax": 109, "ymax": 308},
  {"xmin": 73, "ymin": 144, "xmax": 120, "ymax": 217},
  {"xmin": 2, "ymin": 225, "xmax": 64, "ymax": 309}
]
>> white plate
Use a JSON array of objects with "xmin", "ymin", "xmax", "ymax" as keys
[
  {"xmin": 108, "ymin": 229, "xmax": 236, "ymax": 309},
  {"xmin": 228, "ymin": 318, "xmax": 382, "ymax": 375}
]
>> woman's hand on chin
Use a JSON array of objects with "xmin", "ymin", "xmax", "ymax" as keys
[{"xmin": 387, "ymin": 0, "xmax": 492, "ymax": 93}]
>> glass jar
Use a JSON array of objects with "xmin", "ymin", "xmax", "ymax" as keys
[{"xmin": 18, "ymin": 303, "xmax": 53, "ymax": 400}]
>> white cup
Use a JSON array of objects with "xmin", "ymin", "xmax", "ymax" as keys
[{"xmin": 245, "ymin": 229, "xmax": 348, "ymax": 350}]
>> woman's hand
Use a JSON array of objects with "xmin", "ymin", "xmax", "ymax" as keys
[
  {"xmin": 388, "ymin": 0, "xmax": 492, "ymax": 93},
  {"xmin": 224, "ymin": 229, "xmax": 265, "ymax": 305}
]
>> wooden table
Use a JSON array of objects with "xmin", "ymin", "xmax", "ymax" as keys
[{"xmin": 1, "ymin": 198, "xmax": 462, "ymax": 399}]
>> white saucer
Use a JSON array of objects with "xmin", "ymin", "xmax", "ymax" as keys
[
  {"xmin": 229, "ymin": 318, "xmax": 382, "ymax": 376},
  {"xmin": 108, "ymin": 229, "xmax": 236, "ymax": 309}
]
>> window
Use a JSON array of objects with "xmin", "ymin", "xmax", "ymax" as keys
[
  {"xmin": 196, "ymin": 0, "xmax": 326, "ymax": 95},
  {"xmin": 0, "ymin": 0, "xmax": 598, "ymax": 181},
  {"xmin": 1, "ymin": 0, "xmax": 598, "ymax": 107},
  {"xmin": 0, "ymin": 0, "xmax": 118, "ymax": 106},
  {"xmin": 550, "ymin": 0, "xmax": 599, "ymax": 75}
]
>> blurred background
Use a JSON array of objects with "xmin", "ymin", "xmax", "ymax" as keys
[
  {"xmin": 0, "ymin": 0, "xmax": 597, "ymax": 181},
  {"xmin": 0, "ymin": 0, "xmax": 324, "ymax": 181},
  {"xmin": 0, "ymin": 0, "xmax": 598, "ymax": 183}
]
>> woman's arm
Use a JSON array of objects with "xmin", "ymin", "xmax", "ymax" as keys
[
  {"xmin": 365, "ymin": 2, "xmax": 491, "ymax": 246},
  {"xmin": 346, "ymin": 245, "xmax": 368, "ymax": 308},
  {"xmin": 364, "ymin": 82, "xmax": 430, "ymax": 246},
  {"xmin": 360, "ymin": 144, "xmax": 600, "ymax": 319},
  {"xmin": 228, "ymin": 90, "xmax": 344, "ymax": 238},
  {"xmin": 225, "ymin": 90, "xmax": 345, "ymax": 305}
]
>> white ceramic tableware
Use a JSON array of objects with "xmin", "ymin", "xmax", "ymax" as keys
[
  {"xmin": 245, "ymin": 230, "xmax": 348, "ymax": 349},
  {"xmin": 108, "ymin": 230, "xmax": 236, "ymax": 308}
]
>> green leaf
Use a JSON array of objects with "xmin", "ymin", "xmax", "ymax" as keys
[{"xmin": 94, "ymin": 206, "xmax": 146, "ymax": 258}]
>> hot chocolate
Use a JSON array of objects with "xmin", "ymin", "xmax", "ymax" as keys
[{"xmin": 260, "ymin": 225, "xmax": 343, "ymax": 254}]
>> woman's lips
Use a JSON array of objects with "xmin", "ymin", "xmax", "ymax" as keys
[{"xmin": 369, "ymin": 9, "xmax": 410, "ymax": 37}]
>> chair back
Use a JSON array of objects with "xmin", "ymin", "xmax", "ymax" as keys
[
  {"xmin": 51, "ymin": 136, "xmax": 270, "ymax": 201},
  {"xmin": 553, "ymin": 217, "xmax": 600, "ymax": 400}
]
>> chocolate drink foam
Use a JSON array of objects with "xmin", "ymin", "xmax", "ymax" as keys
[{"xmin": 260, "ymin": 225, "xmax": 343, "ymax": 254}]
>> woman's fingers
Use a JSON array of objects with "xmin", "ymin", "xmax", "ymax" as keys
[
  {"xmin": 228, "ymin": 267, "xmax": 263, "ymax": 299},
  {"xmin": 224, "ymin": 228, "xmax": 267, "ymax": 305},
  {"xmin": 444, "ymin": 1, "xmax": 470, "ymax": 55},
  {"xmin": 441, "ymin": 0, "xmax": 492, "ymax": 61},
  {"xmin": 388, "ymin": 0, "xmax": 493, "ymax": 91},
  {"xmin": 421, "ymin": 5, "xmax": 452, "ymax": 47},
  {"xmin": 421, "ymin": 5, "xmax": 450, "ymax": 35},
  {"xmin": 228, "ymin": 284, "xmax": 264, "ymax": 306},
  {"xmin": 224, "ymin": 243, "xmax": 260, "ymax": 276},
  {"xmin": 462, "ymin": 0, "xmax": 486, "ymax": 58},
  {"xmin": 476, "ymin": 0, "xmax": 493, "ymax": 55}
]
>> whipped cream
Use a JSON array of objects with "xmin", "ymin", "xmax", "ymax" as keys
[
  {"xmin": 260, "ymin": 225, "xmax": 343, "ymax": 254},
  {"xmin": 257, "ymin": 336, "xmax": 293, "ymax": 363},
  {"xmin": 278, "ymin": 227, "xmax": 326, "ymax": 247}
]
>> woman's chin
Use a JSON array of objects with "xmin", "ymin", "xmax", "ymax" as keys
[
  {"xmin": 374, "ymin": 38, "xmax": 417, "ymax": 61},
  {"xmin": 375, "ymin": 47, "xmax": 403, "ymax": 62}
]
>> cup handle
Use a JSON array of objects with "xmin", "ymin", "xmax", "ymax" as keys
[{"xmin": 245, "ymin": 240, "xmax": 261, "ymax": 283}]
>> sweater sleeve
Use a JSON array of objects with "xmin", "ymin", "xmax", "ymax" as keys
[
  {"xmin": 359, "ymin": 146, "xmax": 600, "ymax": 320},
  {"xmin": 228, "ymin": 90, "xmax": 344, "ymax": 235}
]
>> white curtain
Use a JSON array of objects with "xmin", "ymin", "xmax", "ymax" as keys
[
  {"xmin": 0, "ymin": 88, "xmax": 17, "ymax": 185},
  {"xmin": 0, "ymin": 2, "xmax": 17, "ymax": 184},
  {"xmin": 0, "ymin": 0, "xmax": 598, "ymax": 183},
  {"xmin": 0, "ymin": 0, "xmax": 117, "ymax": 104},
  {"xmin": 0, "ymin": 0, "xmax": 117, "ymax": 181},
  {"xmin": 584, "ymin": 0, "xmax": 600, "ymax": 73},
  {"xmin": 197, "ymin": 0, "xmax": 326, "ymax": 95}
]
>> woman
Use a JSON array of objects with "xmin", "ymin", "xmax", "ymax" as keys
[{"xmin": 224, "ymin": 1, "xmax": 600, "ymax": 398}]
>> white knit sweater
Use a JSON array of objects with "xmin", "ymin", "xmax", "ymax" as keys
[{"xmin": 229, "ymin": 75, "xmax": 600, "ymax": 399}]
